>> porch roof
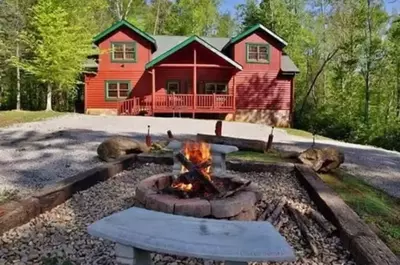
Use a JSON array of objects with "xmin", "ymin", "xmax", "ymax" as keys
[{"xmin": 145, "ymin": 35, "xmax": 243, "ymax": 70}]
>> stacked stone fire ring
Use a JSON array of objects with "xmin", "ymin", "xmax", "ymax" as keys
[{"xmin": 134, "ymin": 140, "xmax": 263, "ymax": 220}]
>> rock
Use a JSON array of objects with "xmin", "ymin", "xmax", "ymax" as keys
[
  {"xmin": 97, "ymin": 136, "xmax": 150, "ymax": 162},
  {"xmin": 298, "ymin": 147, "xmax": 344, "ymax": 173}
]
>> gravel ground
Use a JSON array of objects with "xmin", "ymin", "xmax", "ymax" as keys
[
  {"xmin": 0, "ymin": 163, "xmax": 355, "ymax": 265},
  {"xmin": 0, "ymin": 114, "xmax": 399, "ymax": 198}
]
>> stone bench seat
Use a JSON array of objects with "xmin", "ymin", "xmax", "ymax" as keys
[{"xmin": 87, "ymin": 207, "xmax": 296, "ymax": 265}]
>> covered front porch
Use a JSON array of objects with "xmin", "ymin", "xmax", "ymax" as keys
[
  {"xmin": 117, "ymin": 35, "xmax": 242, "ymax": 117},
  {"xmin": 117, "ymin": 93, "xmax": 235, "ymax": 116}
]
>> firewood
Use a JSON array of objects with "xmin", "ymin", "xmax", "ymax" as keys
[
  {"xmin": 175, "ymin": 152, "xmax": 220, "ymax": 194},
  {"xmin": 257, "ymin": 199, "xmax": 277, "ymax": 221},
  {"xmin": 219, "ymin": 181, "xmax": 252, "ymax": 199},
  {"xmin": 197, "ymin": 160, "xmax": 212, "ymax": 169},
  {"xmin": 286, "ymin": 203, "xmax": 319, "ymax": 256},
  {"xmin": 306, "ymin": 207, "xmax": 336, "ymax": 234},
  {"xmin": 274, "ymin": 217, "xmax": 285, "ymax": 231},
  {"xmin": 266, "ymin": 197, "xmax": 286, "ymax": 224}
]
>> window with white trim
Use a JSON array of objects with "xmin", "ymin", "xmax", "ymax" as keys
[
  {"xmin": 246, "ymin": 43, "xmax": 269, "ymax": 63},
  {"xmin": 106, "ymin": 81, "xmax": 130, "ymax": 99},
  {"xmin": 204, "ymin": 83, "xmax": 228, "ymax": 94},
  {"xmin": 111, "ymin": 42, "xmax": 136, "ymax": 62}
]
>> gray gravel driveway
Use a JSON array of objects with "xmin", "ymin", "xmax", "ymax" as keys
[{"xmin": 0, "ymin": 113, "xmax": 399, "ymax": 198}]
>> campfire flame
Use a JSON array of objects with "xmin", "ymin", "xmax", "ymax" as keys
[{"xmin": 171, "ymin": 141, "xmax": 212, "ymax": 192}]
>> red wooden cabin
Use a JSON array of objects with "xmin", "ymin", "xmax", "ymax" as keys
[{"xmin": 84, "ymin": 20, "xmax": 299, "ymax": 126}]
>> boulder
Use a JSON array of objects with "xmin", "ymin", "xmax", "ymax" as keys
[
  {"xmin": 97, "ymin": 136, "xmax": 150, "ymax": 162},
  {"xmin": 298, "ymin": 147, "xmax": 344, "ymax": 173}
]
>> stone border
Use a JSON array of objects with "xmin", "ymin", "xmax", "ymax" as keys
[
  {"xmin": 295, "ymin": 164, "xmax": 399, "ymax": 265},
  {"xmin": 0, "ymin": 154, "xmax": 137, "ymax": 235}
]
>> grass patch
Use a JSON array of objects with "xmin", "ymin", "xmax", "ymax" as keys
[
  {"xmin": 281, "ymin": 127, "xmax": 331, "ymax": 140},
  {"xmin": 0, "ymin": 189, "xmax": 19, "ymax": 204},
  {"xmin": 319, "ymin": 170, "xmax": 400, "ymax": 255},
  {"xmin": 227, "ymin": 150, "xmax": 297, "ymax": 163},
  {"xmin": 0, "ymin": 110, "xmax": 65, "ymax": 128}
]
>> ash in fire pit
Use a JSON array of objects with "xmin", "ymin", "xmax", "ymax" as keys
[{"xmin": 135, "ymin": 140, "xmax": 263, "ymax": 220}]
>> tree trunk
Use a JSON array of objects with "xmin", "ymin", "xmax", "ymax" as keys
[
  {"xmin": 364, "ymin": 0, "xmax": 372, "ymax": 125},
  {"xmin": 298, "ymin": 48, "xmax": 339, "ymax": 117},
  {"xmin": 396, "ymin": 61, "xmax": 400, "ymax": 118},
  {"xmin": 153, "ymin": 0, "xmax": 161, "ymax": 35},
  {"xmin": 16, "ymin": 41, "xmax": 21, "ymax": 111},
  {"xmin": 46, "ymin": 83, "xmax": 52, "ymax": 111}
]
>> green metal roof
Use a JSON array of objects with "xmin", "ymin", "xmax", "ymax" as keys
[
  {"xmin": 150, "ymin": 35, "xmax": 229, "ymax": 59},
  {"xmin": 89, "ymin": 21, "xmax": 298, "ymax": 74},
  {"xmin": 145, "ymin": 35, "xmax": 243, "ymax": 70},
  {"xmin": 222, "ymin": 24, "xmax": 287, "ymax": 51},
  {"xmin": 93, "ymin": 19, "xmax": 157, "ymax": 50}
]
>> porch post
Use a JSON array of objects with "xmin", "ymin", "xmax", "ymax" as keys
[
  {"xmin": 232, "ymin": 73, "xmax": 236, "ymax": 121},
  {"xmin": 193, "ymin": 48, "xmax": 197, "ymax": 118},
  {"xmin": 152, "ymin": 68, "xmax": 156, "ymax": 116}
]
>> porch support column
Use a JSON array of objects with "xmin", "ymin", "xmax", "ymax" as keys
[
  {"xmin": 232, "ymin": 73, "xmax": 237, "ymax": 121},
  {"xmin": 193, "ymin": 48, "xmax": 197, "ymax": 118},
  {"xmin": 152, "ymin": 68, "xmax": 156, "ymax": 116}
]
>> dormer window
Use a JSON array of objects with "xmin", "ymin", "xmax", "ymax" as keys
[
  {"xmin": 111, "ymin": 42, "xmax": 136, "ymax": 62},
  {"xmin": 246, "ymin": 43, "xmax": 270, "ymax": 63}
]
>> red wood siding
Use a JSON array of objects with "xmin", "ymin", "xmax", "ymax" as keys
[
  {"xmin": 233, "ymin": 31, "xmax": 282, "ymax": 71},
  {"xmin": 232, "ymin": 30, "xmax": 292, "ymax": 110},
  {"xmin": 129, "ymin": 67, "xmax": 235, "ymax": 98},
  {"xmin": 85, "ymin": 27, "xmax": 152, "ymax": 110},
  {"xmin": 235, "ymin": 71, "xmax": 291, "ymax": 110},
  {"xmin": 160, "ymin": 42, "xmax": 233, "ymax": 67}
]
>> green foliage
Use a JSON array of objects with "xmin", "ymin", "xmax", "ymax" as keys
[
  {"xmin": 0, "ymin": 0, "xmax": 400, "ymax": 152},
  {"xmin": 0, "ymin": 110, "xmax": 65, "ymax": 127},
  {"xmin": 233, "ymin": 0, "xmax": 400, "ymax": 152},
  {"xmin": 320, "ymin": 171, "xmax": 400, "ymax": 254},
  {"xmin": 15, "ymin": 0, "xmax": 94, "ymax": 88},
  {"xmin": 0, "ymin": 188, "xmax": 19, "ymax": 204}
]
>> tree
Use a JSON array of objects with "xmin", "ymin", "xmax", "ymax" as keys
[
  {"xmin": 215, "ymin": 12, "xmax": 236, "ymax": 37},
  {"xmin": 0, "ymin": 0, "xmax": 36, "ymax": 110},
  {"xmin": 14, "ymin": 0, "xmax": 94, "ymax": 111},
  {"xmin": 166, "ymin": 0, "xmax": 221, "ymax": 36}
]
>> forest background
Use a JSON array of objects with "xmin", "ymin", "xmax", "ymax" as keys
[{"xmin": 1, "ymin": 0, "xmax": 400, "ymax": 151}]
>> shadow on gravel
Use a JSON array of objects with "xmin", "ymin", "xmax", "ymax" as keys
[
  {"xmin": 1, "ymin": 127, "xmax": 400, "ymax": 198},
  {"xmin": 0, "ymin": 128, "xmax": 194, "ymax": 194}
]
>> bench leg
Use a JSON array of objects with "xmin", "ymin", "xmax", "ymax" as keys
[
  {"xmin": 225, "ymin": 261, "xmax": 248, "ymax": 265},
  {"xmin": 115, "ymin": 243, "xmax": 152, "ymax": 265}
]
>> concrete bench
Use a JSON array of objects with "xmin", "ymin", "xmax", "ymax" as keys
[{"xmin": 87, "ymin": 207, "xmax": 296, "ymax": 265}]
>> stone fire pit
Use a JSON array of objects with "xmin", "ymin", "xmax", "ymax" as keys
[{"xmin": 135, "ymin": 140, "xmax": 263, "ymax": 220}]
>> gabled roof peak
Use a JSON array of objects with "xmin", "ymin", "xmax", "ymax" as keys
[
  {"xmin": 145, "ymin": 35, "xmax": 242, "ymax": 70},
  {"xmin": 92, "ymin": 19, "xmax": 157, "ymax": 51},
  {"xmin": 223, "ymin": 23, "xmax": 287, "ymax": 50}
]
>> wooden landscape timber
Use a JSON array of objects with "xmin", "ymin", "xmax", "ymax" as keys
[{"xmin": 197, "ymin": 133, "xmax": 268, "ymax": 152}]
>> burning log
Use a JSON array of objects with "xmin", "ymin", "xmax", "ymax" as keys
[
  {"xmin": 218, "ymin": 181, "xmax": 251, "ymax": 199},
  {"xmin": 286, "ymin": 203, "xmax": 319, "ymax": 256},
  {"xmin": 306, "ymin": 207, "xmax": 336, "ymax": 234},
  {"xmin": 175, "ymin": 152, "xmax": 220, "ymax": 194},
  {"xmin": 266, "ymin": 197, "xmax": 287, "ymax": 225}
]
